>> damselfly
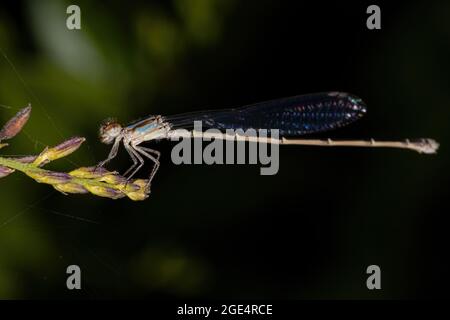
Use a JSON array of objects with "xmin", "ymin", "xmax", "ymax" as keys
[{"xmin": 97, "ymin": 92, "xmax": 439, "ymax": 185}]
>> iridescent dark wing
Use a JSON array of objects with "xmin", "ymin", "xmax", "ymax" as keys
[{"xmin": 163, "ymin": 92, "xmax": 366, "ymax": 136}]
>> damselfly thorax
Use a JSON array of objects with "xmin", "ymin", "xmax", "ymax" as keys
[{"xmin": 123, "ymin": 115, "xmax": 171, "ymax": 144}]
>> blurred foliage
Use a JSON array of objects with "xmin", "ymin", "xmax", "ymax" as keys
[{"xmin": 0, "ymin": 0, "xmax": 449, "ymax": 299}]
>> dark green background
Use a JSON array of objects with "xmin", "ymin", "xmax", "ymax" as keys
[{"xmin": 0, "ymin": 0, "xmax": 448, "ymax": 299}]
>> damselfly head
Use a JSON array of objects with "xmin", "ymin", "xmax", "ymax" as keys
[{"xmin": 99, "ymin": 118, "xmax": 122, "ymax": 144}]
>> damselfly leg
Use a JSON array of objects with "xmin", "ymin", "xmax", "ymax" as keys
[
  {"xmin": 123, "ymin": 143, "xmax": 160, "ymax": 186},
  {"xmin": 134, "ymin": 146, "xmax": 160, "ymax": 185},
  {"xmin": 97, "ymin": 137, "xmax": 121, "ymax": 168},
  {"xmin": 123, "ymin": 142, "xmax": 139, "ymax": 177}
]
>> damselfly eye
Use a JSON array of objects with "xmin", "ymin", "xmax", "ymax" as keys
[{"xmin": 99, "ymin": 119, "xmax": 122, "ymax": 144}]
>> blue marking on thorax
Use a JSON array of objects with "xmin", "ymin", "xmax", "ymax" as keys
[
  {"xmin": 136, "ymin": 122, "xmax": 158, "ymax": 133},
  {"xmin": 125, "ymin": 119, "xmax": 159, "ymax": 134}
]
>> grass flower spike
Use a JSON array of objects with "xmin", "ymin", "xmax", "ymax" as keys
[{"xmin": 0, "ymin": 105, "xmax": 150, "ymax": 200}]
